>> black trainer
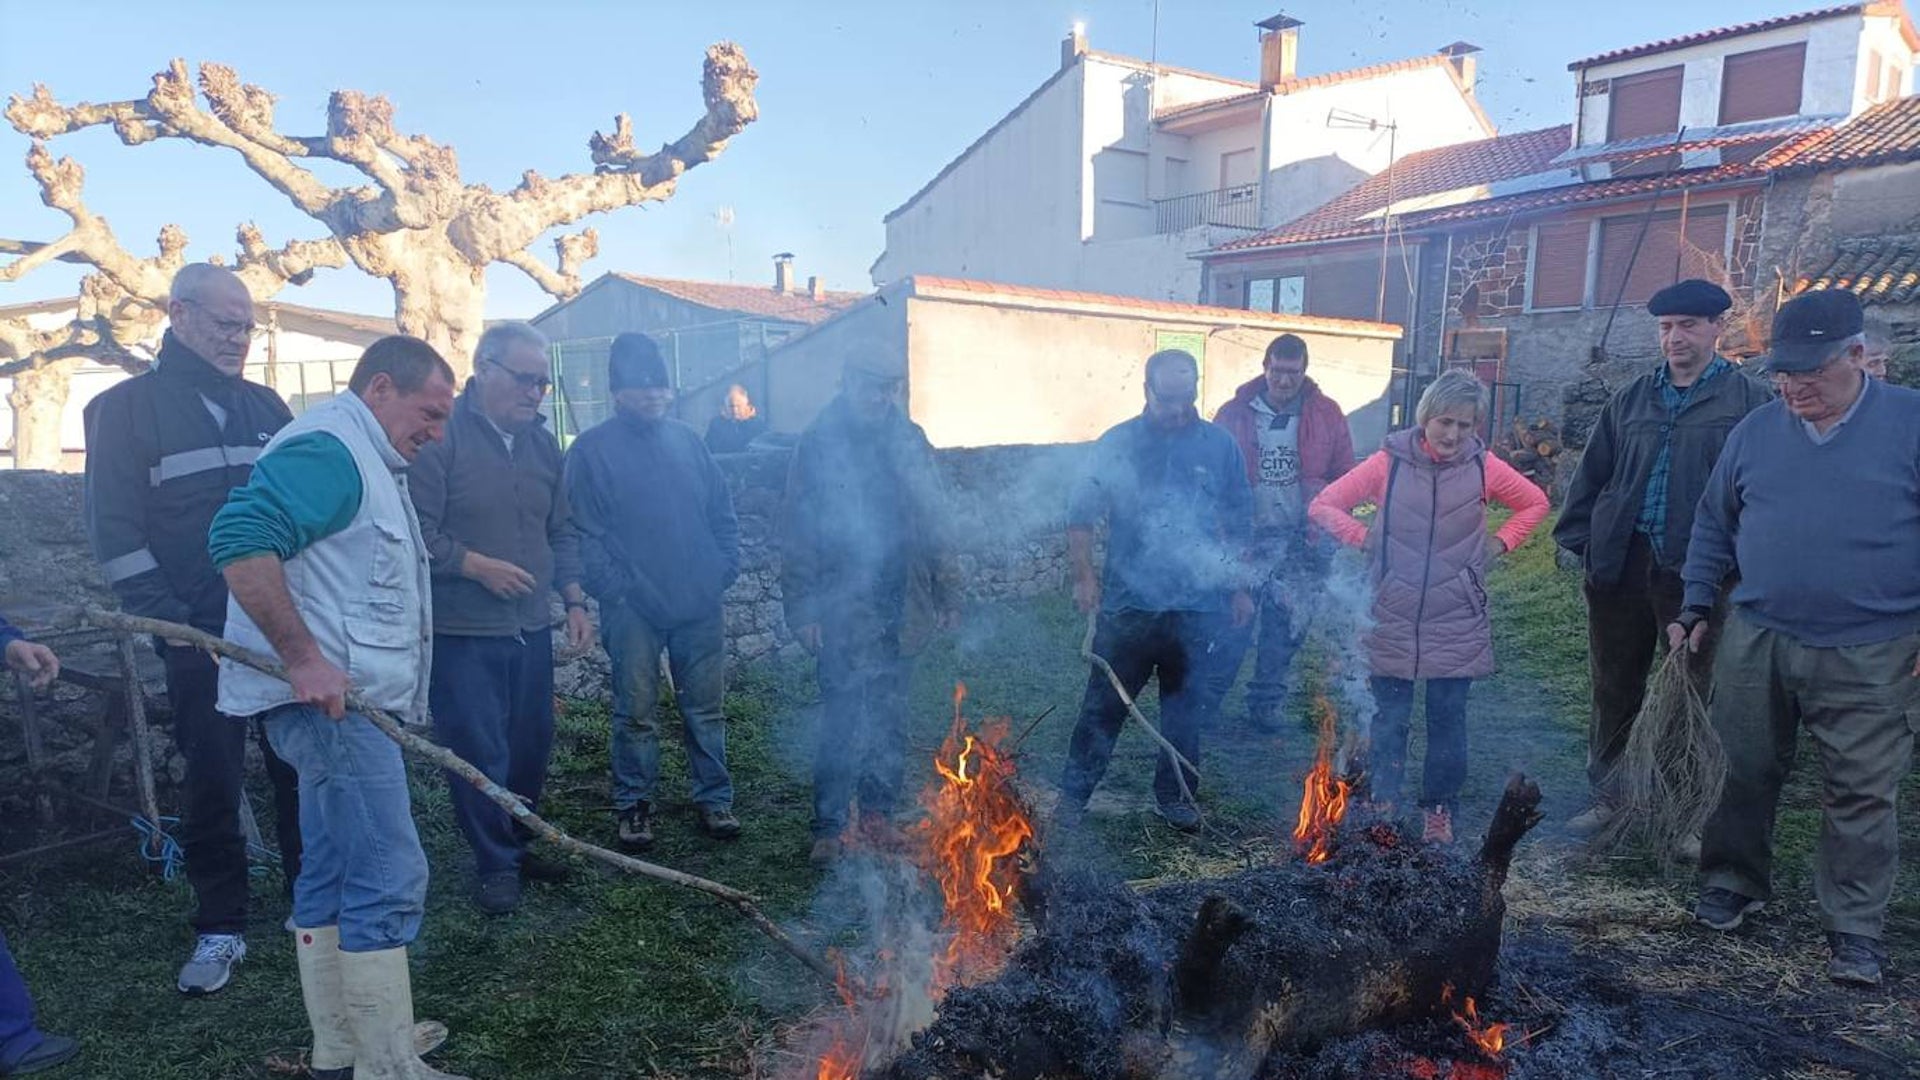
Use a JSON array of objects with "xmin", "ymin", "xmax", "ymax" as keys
[
  {"xmin": 1827, "ymin": 932, "xmax": 1887, "ymax": 987},
  {"xmin": 617, "ymin": 802, "xmax": 654, "ymax": 851},
  {"xmin": 1154, "ymin": 800, "xmax": 1202, "ymax": 833},
  {"xmin": 1694, "ymin": 887, "xmax": 1764, "ymax": 931}
]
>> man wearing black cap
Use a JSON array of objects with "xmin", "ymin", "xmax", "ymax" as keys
[
  {"xmin": 564, "ymin": 332, "xmax": 742, "ymax": 850},
  {"xmin": 1555, "ymin": 278, "xmax": 1770, "ymax": 847},
  {"xmin": 1671, "ymin": 289, "xmax": 1920, "ymax": 987}
]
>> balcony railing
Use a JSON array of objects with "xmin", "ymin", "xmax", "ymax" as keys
[{"xmin": 1153, "ymin": 184, "xmax": 1259, "ymax": 234}]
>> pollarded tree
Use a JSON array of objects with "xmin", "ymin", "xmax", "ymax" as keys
[{"xmin": 3, "ymin": 43, "xmax": 759, "ymax": 381}]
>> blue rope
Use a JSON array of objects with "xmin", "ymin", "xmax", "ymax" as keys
[{"xmin": 131, "ymin": 815, "xmax": 185, "ymax": 880}]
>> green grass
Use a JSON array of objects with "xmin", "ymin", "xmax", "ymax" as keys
[{"xmin": 3, "ymin": 523, "xmax": 1915, "ymax": 1077}]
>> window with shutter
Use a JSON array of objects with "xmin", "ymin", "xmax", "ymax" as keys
[
  {"xmin": 1529, "ymin": 221, "xmax": 1591, "ymax": 309},
  {"xmin": 1595, "ymin": 205, "xmax": 1732, "ymax": 307},
  {"xmin": 1608, "ymin": 66, "xmax": 1683, "ymax": 141},
  {"xmin": 1720, "ymin": 43, "xmax": 1806, "ymax": 124}
]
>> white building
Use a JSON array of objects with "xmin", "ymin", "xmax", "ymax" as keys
[
  {"xmin": 871, "ymin": 15, "xmax": 1496, "ymax": 304},
  {"xmin": 1, "ymin": 298, "xmax": 396, "ymax": 472}
]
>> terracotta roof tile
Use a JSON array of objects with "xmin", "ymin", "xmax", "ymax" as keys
[
  {"xmin": 905, "ymin": 275, "xmax": 1402, "ymax": 336},
  {"xmin": 1209, "ymin": 99, "xmax": 1920, "ymax": 256},
  {"xmin": 1795, "ymin": 235, "xmax": 1920, "ymax": 303},
  {"xmin": 1570, "ymin": 4, "xmax": 1866, "ymax": 69},
  {"xmin": 609, "ymin": 273, "xmax": 864, "ymax": 324}
]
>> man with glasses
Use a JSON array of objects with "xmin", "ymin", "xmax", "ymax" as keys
[
  {"xmin": 1673, "ymin": 289, "xmax": 1920, "ymax": 987},
  {"xmin": 781, "ymin": 342, "xmax": 960, "ymax": 865},
  {"xmin": 408, "ymin": 321, "xmax": 592, "ymax": 914},
  {"xmin": 566, "ymin": 332, "xmax": 742, "ymax": 851},
  {"xmin": 82, "ymin": 262, "xmax": 304, "ymax": 995}
]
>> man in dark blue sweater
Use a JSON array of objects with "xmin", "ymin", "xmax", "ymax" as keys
[
  {"xmin": 1673, "ymin": 290, "xmax": 1920, "ymax": 988},
  {"xmin": 565, "ymin": 333, "xmax": 742, "ymax": 851}
]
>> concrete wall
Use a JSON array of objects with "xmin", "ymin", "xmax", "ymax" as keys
[{"xmin": 762, "ymin": 297, "xmax": 907, "ymax": 436}]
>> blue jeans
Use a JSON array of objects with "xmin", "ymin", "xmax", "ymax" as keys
[
  {"xmin": 431, "ymin": 630, "xmax": 555, "ymax": 876},
  {"xmin": 0, "ymin": 929, "xmax": 46, "ymax": 1073},
  {"xmin": 604, "ymin": 604, "xmax": 732, "ymax": 812},
  {"xmin": 1061, "ymin": 609, "xmax": 1231, "ymax": 811},
  {"xmin": 263, "ymin": 704, "xmax": 428, "ymax": 953},
  {"xmin": 1235, "ymin": 588, "xmax": 1308, "ymax": 726},
  {"xmin": 1368, "ymin": 676, "xmax": 1473, "ymax": 810},
  {"xmin": 811, "ymin": 615, "xmax": 913, "ymax": 840}
]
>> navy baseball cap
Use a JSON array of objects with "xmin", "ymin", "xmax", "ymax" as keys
[{"xmin": 1765, "ymin": 290, "xmax": 1865, "ymax": 374}]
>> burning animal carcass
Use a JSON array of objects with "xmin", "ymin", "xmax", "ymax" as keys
[{"xmin": 879, "ymin": 775, "xmax": 1542, "ymax": 1080}]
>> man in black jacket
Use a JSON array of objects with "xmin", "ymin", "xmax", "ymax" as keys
[
  {"xmin": 82, "ymin": 263, "xmax": 303, "ymax": 995},
  {"xmin": 409, "ymin": 321, "xmax": 593, "ymax": 914},
  {"xmin": 1554, "ymin": 279, "xmax": 1771, "ymax": 843}
]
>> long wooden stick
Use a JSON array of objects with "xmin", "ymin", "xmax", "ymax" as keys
[
  {"xmin": 82, "ymin": 608, "xmax": 837, "ymax": 987},
  {"xmin": 1078, "ymin": 611, "xmax": 1200, "ymax": 808}
]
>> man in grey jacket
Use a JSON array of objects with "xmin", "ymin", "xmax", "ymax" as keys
[
  {"xmin": 409, "ymin": 321, "xmax": 593, "ymax": 914},
  {"xmin": 565, "ymin": 333, "xmax": 742, "ymax": 851},
  {"xmin": 1554, "ymin": 279, "xmax": 1770, "ymax": 844}
]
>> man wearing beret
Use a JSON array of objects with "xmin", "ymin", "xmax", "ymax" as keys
[
  {"xmin": 1555, "ymin": 279, "xmax": 1771, "ymax": 849},
  {"xmin": 564, "ymin": 333, "xmax": 742, "ymax": 851},
  {"xmin": 1670, "ymin": 289, "xmax": 1920, "ymax": 987}
]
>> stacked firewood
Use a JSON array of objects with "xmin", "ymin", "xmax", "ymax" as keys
[{"xmin": 1495, "ymin": 416, "xmax": 1565, "ymax": 492}]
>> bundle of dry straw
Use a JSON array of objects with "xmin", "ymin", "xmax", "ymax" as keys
[{"xmin": 1598, "ymin": 648, "xmax": 1728, "ymax": 859}]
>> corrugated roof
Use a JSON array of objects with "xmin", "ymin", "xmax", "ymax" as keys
[
  {"xmin": 1570, "ymin": 4, "xmax": 1868, "ymax": 69},
  {"xmin": 609, "ymin": 273, "xmax": 864, "ymax": 324},
  {"xmin": 1208, "ymin": 97, "xmax": 1920, "ymax": 256},
  {"xmin": 1796, "ymin": 235, "xmax": 1920, "ymax": 303}
]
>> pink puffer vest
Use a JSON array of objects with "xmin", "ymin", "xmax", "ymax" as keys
[{"xmin": 1366, "ymin": 428, "xmax": 1494, "ymax": 681}]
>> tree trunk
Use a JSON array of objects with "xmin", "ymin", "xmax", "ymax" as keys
[
  {"xmin": 389, "ymin": 249, "xmax": 487, "ymax": 381},
  {"xmin": 7, "ymin": 358, "xmax": 79, "ymax": 471}
]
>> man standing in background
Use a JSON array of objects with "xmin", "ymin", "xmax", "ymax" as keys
[
  {"xmin": 83, "ymin": 262, "xmax": 303, "ymax": 995},
  {"xmin": 1555, "ymin": 279, "xmax": 1769, "ymax": 849},
  {"xmin": 410, "ymin": 322, "xmax": 593, "ymax": 915},
  {"xmin": 1212, "ymin": 333, "xmax": 1354, "ymax": 734},
  {"xmin": 567, "ymin": 333, "xmax": 742, "ymax": 852},
  {"xmin": 781, "ymin": 342, "xmax": 960, "ymax": 866}
]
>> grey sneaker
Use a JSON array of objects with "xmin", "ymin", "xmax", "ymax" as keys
[
  {"xmin": 697, "ymin": 806, "xmax": 742, "ymax": 840},
  {"xmin": 617, "ymin": 803, "xmax": 654, "ymax": 851},
  {"xmin": 1694, "ymin": 887, "xmax": 1764, "ymax": 931},
  {"xmin": 177, "ymin": 933, "xmax": 247, "ymax": 995},
  {"xmin": 1827, "ymin": 932, "xmax": 1886, "ymax": 987},
  {"xmin": 1566, "ymin": 802, "xmax": 1617, "ymax": 838},
  {"xmin": 1154, "ymin": 800, "xmax": 1202, "ymax": 833},
  {"xmin": 474, "ymin": 871, "xmax": 522, "ymax": 915}
]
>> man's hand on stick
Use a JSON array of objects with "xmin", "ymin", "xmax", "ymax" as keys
[{"xmin": 289, "ymin": 654, "xmax": 351, "ymax": 719}]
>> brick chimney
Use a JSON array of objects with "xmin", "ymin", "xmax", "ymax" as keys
[
  {"xmin": 1440, "ymin": 41, "xmax": 1482, "ymax": 94},
  {"xmin": 807, "ymin": 275, "xmax": 825, "ymax": 300},
  {"xmin": 1257, "ymin": 14, "xmax": 1302, "ymax": 89},
  {"xmin": 773, "ymin": 252, "xmax": 795, "ymax": 293},
  {"xmin": 1061, "ymin": 21, "xmax": 1087, "ymax": 70}
]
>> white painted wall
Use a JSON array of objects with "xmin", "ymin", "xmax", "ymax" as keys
[
  {"xmin": 1575, "ymin": 14, "xmax": 1883, "ymax": 148},
  {"xmin": 1857, "ymin": 12, "xmax": 1917, "ymax": 109},
  {"xmin": 1263, "ymin": 65, "xmax": 1494, "ymax": 228}
]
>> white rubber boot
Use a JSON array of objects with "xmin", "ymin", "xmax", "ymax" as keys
[
  {"xmin": 338, "ymin": 946, "xmax": 469, "ymax": 1080},
  {"xmin": 293, "ymin": 926, "xmax": 357, "ymax": 1078}
]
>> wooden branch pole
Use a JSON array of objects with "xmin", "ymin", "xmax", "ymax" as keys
[
  {"xmin": 114, "ymin": 632, "xmax": 163, "ymax": 830},
  {"xmin": 1078, "ymin": 611, "xmax": 1200, "ymax": 809},
  {"xmin": 82, "ymin": 608, "xmax": 836, "ymax": 987}
]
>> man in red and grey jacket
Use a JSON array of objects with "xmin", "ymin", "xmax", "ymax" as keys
[{"xmin": 1211, "ymin": 333, "xmax": 1355, "ymax": 733}]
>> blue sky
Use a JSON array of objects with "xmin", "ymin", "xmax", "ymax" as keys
[{"xmin": 0, "ymin": 0, "xmax": 1841, "ymax": 319}]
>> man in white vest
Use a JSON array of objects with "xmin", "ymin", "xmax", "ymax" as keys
[{"xmin": 209, "ymin": 336, "xmax": 462, "ymax": 1080}]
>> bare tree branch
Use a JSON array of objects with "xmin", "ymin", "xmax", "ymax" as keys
[
  {"xmin": 500, "ymin": 227, "xmax": 600, "ymax": 299},
  {"xmin": 0, "ymin": 144, "xmax": 185, "ymax": 300}
]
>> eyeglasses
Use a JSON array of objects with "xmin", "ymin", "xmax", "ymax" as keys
[
  {"xmin": 483, "ymin": 358, "xmax": 554, "ymax": 395},
  {"xmin": 180, "ymin": 298, "xmax": 256, "ymax": 339}
]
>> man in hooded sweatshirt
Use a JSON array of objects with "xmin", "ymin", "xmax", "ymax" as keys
[
  {"xmin": 1211, "ymin": 333, "xmax": 1355, "ymax": 733},
  {"xmin": 565, "ymin": 332, "xmax": 742, "ymax": 852}
]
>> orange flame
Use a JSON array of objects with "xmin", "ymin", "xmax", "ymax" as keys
[
  {"xmin": 1442, "ymin": 983, "xmax": 1510, "ymax": 1060},
  {"xmin": 814, "ymin": 954, "xmax": 868, "ymax": 1080},
  {"xmin": 1292, "ymin": 697, "xmax": 1351, "ymax": 864},
  {"xmin": 917, "ymin": 683, "xmax": 1035, "ymax": 991}
]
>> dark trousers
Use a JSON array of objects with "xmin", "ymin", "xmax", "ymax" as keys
[
  {"xmin": 1369, "ymin": 676, "xmax": 1473, "ymax": 810},
  {"xmin": 0, "ymin": 929, "xmax": 45, "ymax": 1073},
  {"xmin": 1583, "ymin": 533, "xmax": 1719, "ymax": 798},
  {"xmin": 1060, "ymin": 609, "xmax": 1229, "ymax": 811},
  {"xmin": 812, "ymin": 615, "xmax": 914, "ymax": 840},
  {"xmin": 164, "ymin": 646, "xmax": 302, "ymax": 935},
  {"xmin": 430, "ymin": 630, "xmax": 556, "ymax": 876}
]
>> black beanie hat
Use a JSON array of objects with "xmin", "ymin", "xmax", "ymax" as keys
[{"xmin": 609, "ymin": 332, "xmax": 671, "ymax": 391}]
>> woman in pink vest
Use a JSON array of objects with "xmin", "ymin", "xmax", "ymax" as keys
[{"xmin": 1309, "ymin": 370, "xmax": 1548, "ymax": 843}]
